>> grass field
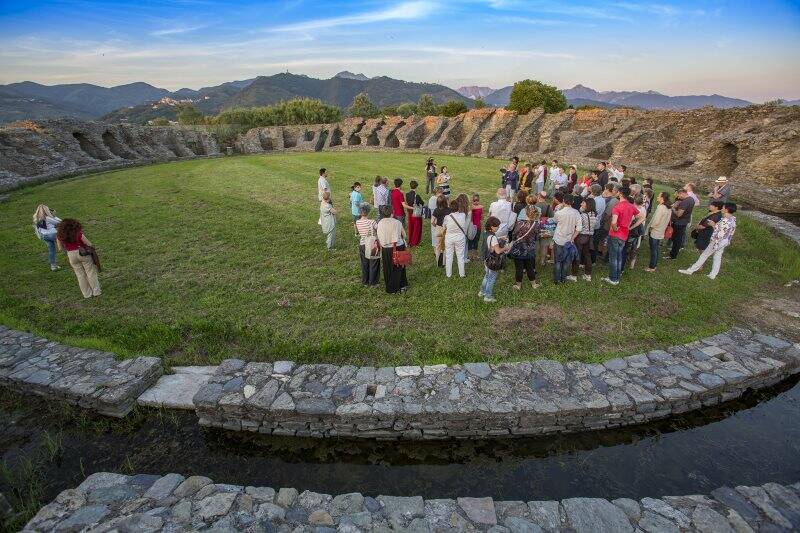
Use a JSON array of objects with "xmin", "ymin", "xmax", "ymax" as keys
[{"xmin": 1, "ymin": 152, "xmax": 798, "ymax": 368}]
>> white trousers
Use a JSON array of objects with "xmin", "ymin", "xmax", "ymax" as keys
[
  {"xmin": 686, "ymin": 244, "xmax": 727, "ymax": 279},
  {"xmin": 445, "ymin": 237, "xmax": 466, "ymax": 277}
]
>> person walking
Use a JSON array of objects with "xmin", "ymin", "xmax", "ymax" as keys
[
  {"xmin": 602, "ymin": 192, "xmax": 639, "ymax": 286},
  {"xmin": 425, "ymin": 158, "xmax": 437, "ymax": 195},
  {"xmin": 32, "ymin": 204, "xmax": 62, "ymax": 271},
  {"xmin": 355, "ymin": 204, "xmax": 380, "ymax": 286},
  {"xmin": 443, "ymin": 198, "xmax": 469, "ymax": 278},
  {"xmin": 510, "ymin": 206, "xmax": 540, "ymax": 290},
  {"xmin": 376, "ymin": 206, "xmax": 409, "ymax": 293},
  {"xmin": 571, "ymin": 197, "xmax": 597, "ymax": 281},
  {"xmin": 479, "ymin": 216, "xmax": 511, "ymax": 303},
  {"xmin": 56, "ymin": 218, "xmax": 101, "ymax": 298},
  {"xmin": 680, "ymin": 203, "xmax": 737, "ymax": 279},
  {"xmin": 552, "ymin": 192, "xmax": 581, "ymax": 284},
  {"xmin": 644, "ymin": 192, "xmax": 671, "ymax": 272},
  {"xmin": 320, "ymin": 191, "xmax": 337, "ymax": 249},
  {"xmin": 405, "ymin": 180, "xmax": 424, "ymax": 247}
]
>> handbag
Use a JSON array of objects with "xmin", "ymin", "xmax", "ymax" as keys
[
  {"xmin": 363, "ymin": 224, "xmax": 381, "ymax": 260},
  {"xmin": 507, "ymin": 221, "xmax": 538, "ymax": 260},
  {"xmin": 484, "ymin": 235, "xmax": 506, "ymax": 271},
  {"xmin": 392, "ymin": 243, "xmax": 412, "ymax": 267},
  {"xmin": 664, "ymin": 222, "xmax": 674, "ymax": 240},
  {"xmin": 78, "ymin": 246, "xmax": 102, "ymax": 272}
]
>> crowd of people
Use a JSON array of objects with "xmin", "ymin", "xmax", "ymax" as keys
[{"xmin": 317, "ymin": 159, "xmax": 738, "ymax": 299}]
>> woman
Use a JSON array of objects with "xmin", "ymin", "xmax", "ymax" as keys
[
  {"xmin": 405, "ymin": 180, "xmax": 424, "ymax": 247},
  {"xmin": 571, "ymin": 197, "xmax": 597, "ymax": 281},
  {"xmin": 512, "ymin": 190, "xmax": 527, "ymax": 217},
  {"xmin": 431, "ymin": 195, "xmax": 451, "ymax": 267},
  {"xmin": 693, "ymin": 201, "xmax": 723, "ymax": 251},
  {"xmin": 566, "ymin": 165, "xmax": 579, "ymax": 193},
  {"xmin": 644, "ymin": 192, "xmax": 671, "ymax": 272},
  {"xmin": 320, "ymin": 191, "xmax": 337, "ymax": 249},
  {"xmin": 355, "ymin": 203, "xmax": 380, "ymax": 286},
  {"xmin": 534, "ymin": 160, "xmax": 547, "ymax": 195},
  {"xmin": 511, "ymin": 205, "xmax": 540, "ymax": 290},
  {"xmin": 437, "ymin": 166, "xmax": 452, "ymax": 199},
  {"xmin": 468, "ymin": 193, "xmax": 484, "ymax": 257},
  {"xmin": 349, "ymin": 182, "xmax": 363, "ymax": 235},
  {"xmin": 56, "ymin": 218, "xmax": 101, "ymax": 298},
  {"xmin": 623, "ymin": 194, "xmax": 647, "ymax": 270},
  {"xmin": 33, "ymin": 204, "xmax": 61, "ymax": 271},
  {"xmin": 443, "ymin": 198, "xmax": 468, "ymax": 278},
  {"xmin": 680, "ymin": 202, "xmax": 738, "ymax": 279},
  {"xmin": 376, "ymin": 205, "xmax": 409, "ymax": 293},
  {"xmin": 519, "ymin": 163, "xmax": 533, "ymax": 193},
  {"xmin": 478, "ymin": 216, "xmax": 510, "ymax": 303},
  {"xmin": 455, "ymin": 193, "xmax": 472, "ymax": 264}
]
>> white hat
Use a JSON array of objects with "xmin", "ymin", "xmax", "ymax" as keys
[{"xmin": 715, "ymin": 176, "xmax": 728, "ymax": 183}]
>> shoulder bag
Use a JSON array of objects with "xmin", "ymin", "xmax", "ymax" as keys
[
  {"xmin": 449, "ymin": 213, "xmax": 476, "ymax": 240},
  {"xmin": 363, "ymin": 223, "xmax": 381, "ymax": 260},
  {"xmin": 411, "ymin": 191, "xmax": 423, "ymax": 218},
  {"xmin": 507, "ymin": 221, "xmax": 538, "ymax": 260},
  {"xmin": 664, "ymin": 221, "xmax": 674, "ymax": 240},
  {"xmin": 392, "ymin": 243, "xmax": 412, "ymax": 267},
  {"xmin": 78, "ymin": 245, "xmax": 102, "ymax": 272},
  {"xmin": 484, "ymin": 235, "xmax": 506, "ymax": 271}
]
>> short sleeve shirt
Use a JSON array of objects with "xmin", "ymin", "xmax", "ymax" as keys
[
  {"xmin": 672, "ymin": 197, "xmax": 694, "ymax": 226},
  {"xmin": 391, "ymin": 188, "xmax": 405, "ymax": 217},
  {"xmin": 609, "ymin": 201, "xmax": 640, "ymax": 241}
]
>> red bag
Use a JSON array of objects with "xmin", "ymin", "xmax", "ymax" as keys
[
  {"xmin": 392, "ymin": 243, "xmax": 412, "ymax": 267},
  {"xmin": 664, "ymin": 222, "xmax": 674, "ymax": 240}
]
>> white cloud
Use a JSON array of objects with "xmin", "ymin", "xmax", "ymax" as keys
[
  {"xmin": 150, "ymin": 24, "xmax": 207, "ymax": 37},
  {"xmin": 265, "ymin": 1, "xmax": 437, "ymax": 33}
]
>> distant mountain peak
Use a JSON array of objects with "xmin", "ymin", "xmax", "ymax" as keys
[
  {"xmin": 457, "ymin": 86, "xmax": 495, "ymax": 99},
  {"xmin": 334, "ymin": 71, "xmax": 370, "ymax": 81}
]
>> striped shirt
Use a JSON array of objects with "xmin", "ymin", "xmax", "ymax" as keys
[{"xmin": 355, "ymin": 218, "xmax": 377, "ymax": 246}]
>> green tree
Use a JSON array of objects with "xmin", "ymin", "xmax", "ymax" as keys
[
  {"xmin": 381, "ymin": 105, "xmax": 399, "ymax": 117},
  {"xmin": 473, "ymin": 98, "xmax": 486, "ymax": 109},
  {"xmin": 438, "ymin": 100, "xmax": 468, "ymax": 117},
  {"xmin": 176, "ymin": 104, "xmax": 206, "ymax": 125},
  {"xmin": 214, "ymin": 99, "xmax": 341, "ymax": 128},
  {"xmin": 506, "ymin": 79, "xmax": 567, "ymax": 114},
  {"xmin": 416, "ymin": 94, "xmax": 438, "ymax": 117},
  {"xmin": 348, "ymin": 92, "xmax": 380, "ymax": 118},
  {"xmin": 149, "ymin": 117, "xmax": 170, "ymax": 126},
  {"xmin": 396, "ymin": 103, "xmax": 418, "ymax": 118}
]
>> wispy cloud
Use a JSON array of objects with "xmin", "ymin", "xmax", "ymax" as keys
[
  {"xmin": 150, "ymin": 24, "xmax": 207, "ymax": 37},
  {"xmin": 264, "ymin": 1, "xmax": 437, "ymax": 32}
]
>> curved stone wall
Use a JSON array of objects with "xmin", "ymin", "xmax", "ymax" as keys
[
  {"xmin": 234, "ymin": 105, "xmax": 800, "ymax": 214},
  {"xmin": 194, "ymin": 328, "xmax": 800, "ymax": 439},
  {"xmin": 0, "ymin": 119, "xmax": 220, "ymax": 191},
  {"xmin": 24, "ymin": 471, "xmax": 800, "ymax": 532}
]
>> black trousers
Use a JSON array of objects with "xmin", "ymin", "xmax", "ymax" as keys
[
  {"xmin": 670, "ymin": 224, "xmax": 687, "ymax": 259},
  {"xmin": 514, "ymin": 257, "xmax": 536, "ymax": 282},
  {"xmin": 359, "ymin": 245, "xmax": 381, "ymax": 285},
  {"xmin": 381, "ymin": 245, "xmax": 409, "ymax": 293}
]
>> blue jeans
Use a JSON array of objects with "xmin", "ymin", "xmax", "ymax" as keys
[
  {"xmin": 480, "ymin": 266, "xmax": 499, "ymax": 298},
  {"xmin": 553, "ymin": 243, "xmax": 569, "ymax": 283},
  {"xmin": 42, "ymin": 234, "xmax": 57, "ymax": 266},
  {"xmin": 648, "ymin": 236, "xmax": 660, "ymax": 269},
  {"xmin": 608, "ymin": 236, "xmax": 625, "ymax": 282}
]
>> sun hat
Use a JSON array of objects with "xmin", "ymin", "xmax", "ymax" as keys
[{"xmin": 715, "ymin": 176, "xmax": 728, "ymax": 183}]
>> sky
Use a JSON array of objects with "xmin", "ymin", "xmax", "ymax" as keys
[{"xmin": 0, "ymin": 0, "xmax": 798, "ymax": 102}]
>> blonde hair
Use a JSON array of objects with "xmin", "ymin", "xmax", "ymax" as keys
[
  {"xmin": 33, "ymin": 204, "xmax": 52, "ymax": 224},
  {"xmin": 526, "ymin": 205, "xmax": 540, "ymax": 220}
]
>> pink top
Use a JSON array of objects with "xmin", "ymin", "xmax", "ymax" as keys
[{"xmin": 471, "ymin": 207, "xmax": 483, "ymax": 227}]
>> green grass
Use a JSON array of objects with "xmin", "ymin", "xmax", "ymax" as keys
[{"xmin": 0, "ymin": 152, "xmax": 798, "ymax": 367}]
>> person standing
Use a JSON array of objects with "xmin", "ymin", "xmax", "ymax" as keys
[
  {"xmin": 596, "ymin": 183, "xmax": 619, "ymax": 263},
  {"xmin": 552, "ymin": 193, "xmax": 580, "ymax": 284},
  {"xmin": 32, "ymin": 204, "xmax": 62, "ymax": 271},
  {"xmin": 428, "ymin": 187, "xmax": 444, "ymax": 248},
  {"xmin": 468, "ymin": 193, "xmax": 484, "ymax": 257},
  {"xmin": 566, "ymin": 165, "xmax": 579, "ymax": 193},
  {"xmin": 535, "ymin": 160, "xmax": 547, "ymax": 194},
  {"xmin": 596, "ymin": 162, "xmax": 610, "ymax": 188},
  {"xmin": 602, "ymin": 192, "xmax": 639, "ymax": 286},
  {"xmin": 390, "ymin": 178, "xmax": 408, "ymax": 227},
  {"xmin": 317, "ymin": 168, "xmax": 330, "ymax": 225},
  {"xmin": 405, "ymin": 180, "xmax": 424, "ymax": 247},
  {"xmin": 668, "ymin": 188, "xmax": 694, "ymax": 260},
  {"xmin": 376, "ymin": 205, "xmax": 409, "ymax": 293},
  {"xmin": 437, "ymin": 166, "xmax": 452, "ymax": 199},
  {"xmin": 443, "ymin": 199, "xmax": 468, "ymax": 278},
  {"xmin": 320, "ymin": 191, "xmax": 337, "ymax": 249},
  {"xmin": 373, "ymin": 177, "xmax": 389, "ymax": 221},
  {"xmin": 710, "ymin": 176, "xmax": 732, "ymax": 203},
  {"xmin": 502, "ymin": 162, "xmax": 519, "ymax": 200},
  {"xmin": 511, "ymin": 206, "xmax": 541, "ymax": 290},
  {"xmin": 355, "ymin": 204, "xmax": 380, "ymax": 286},
  {"xmin": 488, "ymin": 188, "xmax": 513, "ymax": 240},
  {"xmin": 571, "ymin": 197, "xmax": 597, "ymax": 281},
  {"xmin": 478, "ymin": 216, "xmax": 511, "ymax": 303},
  {"xmin": 680, "ymin": 203, "xmax": 737, "ymax": 279},
  {"xmin": 432, "ymin": 195, "xmax": 452, "ymax": 267},
  {"xmin": 693, "ymin": 201, "xmax": 724, "ymax": 251},
  {"xmin": 349, "ymin": 182, "xmax": 364, "ymax": 234},
  {"xmin": 425, "ymin": 158, "xmax": 437, "ymax": 194},
  {"xmin": 645, "ymin": 192, "xmax": 671, "ymax": 272},
  {"xmin": 56, "ymin": 218, "xmax": 101, "ymax": 298}
]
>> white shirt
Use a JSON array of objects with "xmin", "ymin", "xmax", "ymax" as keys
[
  {"xmin": 443, "ymin": 212, "xmax": 468, "ymax": 241},
  {"xmin": 317, "ymin": 176, "xmax": 330, "ymax": 201},
  {"xmin": 553, "ymin": 205, "xmax": 581, "ymax": 246},
  {"xmin": 552, "ymin": 170, "xmax": 568, "ymax": 188},
  {"xmin": 535, "ymin": 166, "xmax": 545, "ymax": 184},
  {"xmin": 489, "ymin": 199, "xmax": 513, "ymax": 237}
]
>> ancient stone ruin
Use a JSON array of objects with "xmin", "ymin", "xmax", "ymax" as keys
[{"xmin": 2, "ymin": 105, "xmax": 798, "ymax": 213}]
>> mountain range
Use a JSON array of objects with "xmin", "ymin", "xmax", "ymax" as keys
[
  {"xmin": 456, "ymin": 86, "xmax": 495, "ymax": 100},
  {"xmin": 474, "ymin": 83, "xmax": 754, "ymax": 110}
]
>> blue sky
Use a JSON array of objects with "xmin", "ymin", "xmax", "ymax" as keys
[{"xmin": 0, "ymin": 0, "xmax": 798, "ymax": 101}]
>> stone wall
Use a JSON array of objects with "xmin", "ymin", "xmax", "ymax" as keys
[
  {"xmin": 0, "ymin": 119, "xmax": 220, "ymax": 191},
  {"xmin": 0, "ymin": 325, "xmax": 161, "ymax": 417},
  {"xmin": 193, "ymin": 328, "xmax": 800, "ymax": 439},
  {"xmin": 234, "ymin": 105, "xmax": 800, "ymax": 214},
  {"xmin": 23, "ymin": 471, "xmax": 800, "ymax": 532}
]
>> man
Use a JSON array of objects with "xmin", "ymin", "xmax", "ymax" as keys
[
  {"xmin": 427, "ymin": 187, "xmax": 443, "ymax": 248},
  {"xmin": 551, "ymin": 192, "xmax": 580, "ymax": 284},
  {"xmin": 710, "ymin": 176, "xmax": 732, "ymax": 203},
  {"xmin": 535, "ymin": 160, "xmax": 547, "ymax": 194},
  {"xmin": 488, "ymin": 188, "xmax": 513, "ymax": 239},
  {"xmin": 502, "ymin": 163, "xmax": 519, "ymax": 200},
  {"xmin": 589, "ymin": 184, "xmax": 605, "ymax": 251},
  {"xmin": 693, "ymin": 201, "xmax": 723, "ymax": 251},
  {"xmin": 602, "ymin": 191, "xmax": 639, "ymax": 286},
  {"xmin": 595, "ymin": 183, "xmax": 619, "ymax": 262},
  {"xmin": 669, "ymin": 188, "xmax": 695, "ymax": 259},
  {"xmin": 317, "ymin": 168, "xmax": 330, "ymax": 225},
  {"xmin": 374, "ymin": 177, "xmax": 389, "ymax": 221},
  {"xmin": 680, "ymin": 202, "xmax": 737, "ymax": 279},
  {"xmin": 596, "ymin": 162, "xmax": 609, "ymax": 188},
  {"xmin": 684, "ymin": 182, "xmax": 700, "ymax": 207},
  {"xmin": 425, "ymin": 158, "xmax": 437, "ymax": 195},
  {"xmin": 551, "ymin": 167, "xmax": 568, "ymax": 191},
  {"xmin": 390, "ymin": 178, "xmax": 409, "ymax": 227}
]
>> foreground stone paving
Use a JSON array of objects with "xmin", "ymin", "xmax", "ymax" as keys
[
  {"xmin": 0, "ymin": 326, "xmax": 161, "ymax": 417},
  {"xmin": 24, "ymin": 472, "xmax": 800, "ymax": 532},
  {"xmin": 194, "ymin": 328, "xmax": 800, "ymax": 439}
]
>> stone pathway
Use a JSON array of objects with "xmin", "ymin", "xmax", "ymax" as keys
[
  {"xmin": 194, "ymin": 328, "xmax": 800, "ymax": 439},
  {"xmin": 744, "ymin": 210, "xmax": 800, "ymax": 247},
  {"xmin": 137, "ymin": 366, "xmax": 216, "ymax": 410},
  {"xmin": 24, "ymin": 472, "xmax": 800, "ymax": 532},
  {"xmin": 0, "ymin": 326, "xmax": 161, "ymax": 417}
]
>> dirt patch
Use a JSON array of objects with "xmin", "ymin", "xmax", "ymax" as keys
[
  {"xmin": 492, "ymin": 305, "xmax": 565, "ymax": 331},
  {"xmin": 736, "ymin": 282, "xmax": 800, "ymax": 340}
]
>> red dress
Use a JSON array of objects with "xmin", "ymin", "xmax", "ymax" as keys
[{"xmin": 406, "ymin": 190, "xmax": 423, "ymax": 247}]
